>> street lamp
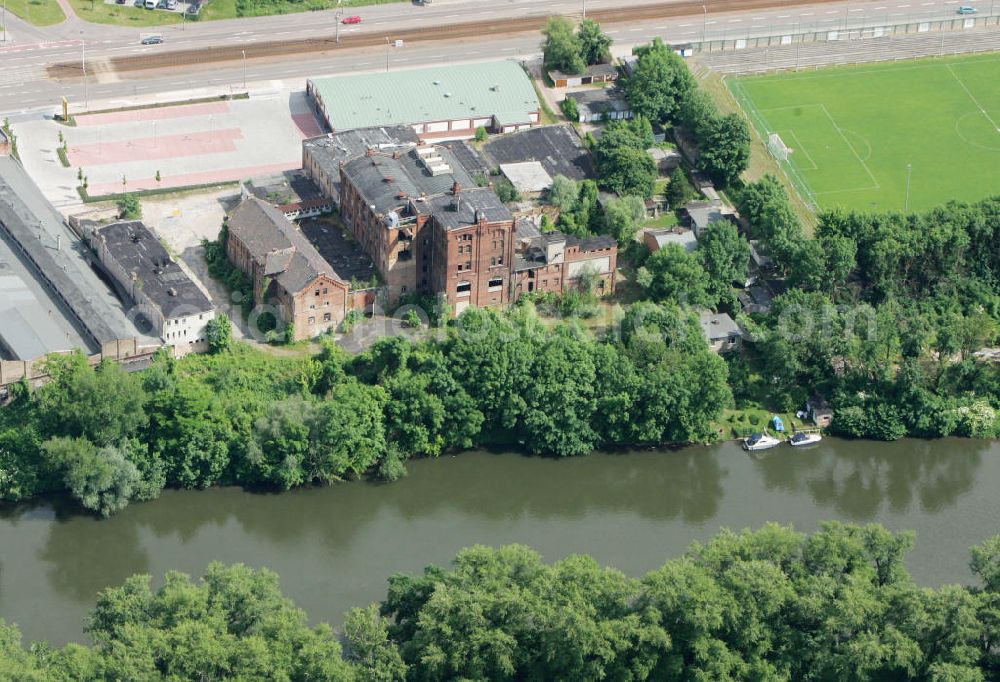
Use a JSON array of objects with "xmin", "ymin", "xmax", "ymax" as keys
[
  {"xmin": 2, "ymin": 0, "xmax": 7, "ymax": 45},
  {"xmin": 582, "ymin": 0, "xmax": 586, "ymax": 20},
  {"xmin": 385, "ymin": 36, "xmax": 390, "ymax": 72},
  {"xmin": 702, "ymin": 4, "xmax": 708, "ymax": 45},
  {"xmin": 241, "ymin": 49, "xmax": 246, "ymax": 90}
]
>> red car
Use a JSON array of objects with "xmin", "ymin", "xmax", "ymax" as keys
[{"xmin": 341, "ymin": 15, "xmax": 361, "ymax": 24}]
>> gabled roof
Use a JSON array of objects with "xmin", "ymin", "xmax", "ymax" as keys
[{"xmin": 227, "ymin": 197, "xmax": 342, "ymax": 293}]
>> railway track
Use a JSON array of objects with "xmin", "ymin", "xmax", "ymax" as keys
[{"xmin": 47, "ymin": 0, "xmax": 847, "ymax": 80}]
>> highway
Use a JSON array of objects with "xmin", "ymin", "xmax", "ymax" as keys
[{"xmin": 0, "ymin": 0, "xmax": 992, "ymax": 116}]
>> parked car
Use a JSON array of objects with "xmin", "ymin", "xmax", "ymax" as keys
[
  {"xmin": 341, "ymin": 15, "xmax": 361, "ymax": 24},
  {"xmin": 957, "ymin": 6, "xmax": 978, "ymax": 14},
  {"xmin": 185, "ymin": 2, "xmax": 200, "ymax": 14},
  {"xmin": 144, "ymin": 0, "xmax": 156, "ymax": 9},
  {"xmin": 140, "ymin": 34, "xmax": 164, "ymax": 44}
]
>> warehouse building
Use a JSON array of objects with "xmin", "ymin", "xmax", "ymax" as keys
[
  {"xmin": 306, "ymin": 61, "xmax": 540, "ymax": 140},
  {"xmin": 86, "ymin": 221, "xmax": 215, "ymax": 356},
  {"xmin": 0, "ymin": 156, "xmax": 149, "ymax": 361}
]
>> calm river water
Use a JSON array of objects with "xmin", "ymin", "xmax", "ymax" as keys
[{"xmin": 1, "ymin": 438, "xmax": 997, "ymax": 645}]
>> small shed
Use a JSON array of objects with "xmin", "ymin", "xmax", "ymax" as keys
[
  {"xmin": 647, "ymin": 146, "xmax": 682, "ymax": 173},
  {"xmin": 548, "ymin": 63, "xmax": 620, "ymax": 88},
  {"xmin": 699, "ymin": 311, "xmax": 743, "ymax": 354},
  {"xmin": 749, "ymin": 240, "xmax": 773, "ymax": 269},
  {"xmin": 567, "ymin": 88, "xmax": 633, "ymax": 123},
  {"xmin": 807, "ymin": 395, "xmax": 834, "ymax": 428},
  {"xmin": 771, "ymin": 415, "xmax": 785, "ymax": 432},
  {"xmin": 645, "ymin": 227, "xmax": 697, "ymax": 253}
]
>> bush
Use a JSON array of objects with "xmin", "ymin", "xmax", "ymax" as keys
[
  {"xmin": 118, "ymin": 193, "xmax": 141, "ymax": 220},
  {"xmin": 474, "ymin": 126, "xmax": 488, "ymax": 142},
  {"xmin": 560, "ymin": 97, "xmax": 579, "ymax": 122}
]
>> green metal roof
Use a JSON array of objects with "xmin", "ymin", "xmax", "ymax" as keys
[{"xmin": 310, "ymin": 61, "xmax": 539, "ymax": 131}]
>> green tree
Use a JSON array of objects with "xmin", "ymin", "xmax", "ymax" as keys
[
  {"xmin": 593, "ymin": 119, "xmax": 658, "ymax": 197},
  {"xmin": 665, "ymin": 165, "xmax": 695, "ymax": 207},
  {"xmin": 636, "ymin": 243, "xmax": 713, "ymax": 306},
  {"xmin": 698, "ymin": 220, "xmax": 751, "ymax": 308},
  {"xmin": 85, "ymin": 563, "xmax": 355, "ymax": 680},
  {"xmin": 603, "ymin": 195, "xmax": 647, "ymax": 245},
  {"xmin": 118, "ymin": 192, "xmax": 142, "ymax": 219},
  {"xmin": 205, "ymin": 312, "xmax": 233, "ymax": 353},
  {"xmin": 697, "ymin": 112, "xmax": 751, "ymax": 186},
  {"xmin": 678, "ymin": 88, "xmax": 720, "ymax": 138},
  {"xmin": 548, "ymin": 174, "xmax": 579, "ymax": 211},
  {"xmin": 35, "ymin": 354, "xmax": 148, "ymax": 446},
  {"xmin": 344, "ymin": 605, "xmax": 407, "ymax": 681},
  {"xmin": 474, "ymin": 126, "xmax": 488, "ymax": 142},
  {"xmin": 577, "ymin": 18, "xmax": 612, "ymax": 65},
  {"xmin": 42, "ymin": 437, "xmax": 142, "ymax": 517},
  {"xmin": 560, "ymin": 95, "xmax": 579, "ymax": 121},
  {"xmin": 542, "ymin": 16, "xmax": 585, "ymax": 74},
  {"xmin": 624, "ymin": 38, "xmax": 696, "ymax": 123}
]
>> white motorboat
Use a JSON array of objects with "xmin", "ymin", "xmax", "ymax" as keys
[
  {"xmin": 743, "ymin": 432, "xmax": 781, "ymax": 451},
  {"xmin": 788, "ymin": 431, "xmax": 822, "ymax": 447}
]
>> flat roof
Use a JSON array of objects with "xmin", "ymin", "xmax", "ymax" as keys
[
  {"xmin": 94, "ymin": 221, "xmax": 213, "ymax": 319},
  {"xmin": 0, "ymin": 235, "xmax": 90, "ymax": 359},
  {"xmin": 0, "ymin": 157, "xmax": 150, "ymax": 357},
  {"xmin": 309, "ymin": 61, "xmax": 539, "ymax": 131},
  {"xmin": 500, "ymin": 162, "xmax": 552, "ymax": 194},
  {"xmin": 484, "ymin": 124, "xmax": 595, "ymax": 182}
]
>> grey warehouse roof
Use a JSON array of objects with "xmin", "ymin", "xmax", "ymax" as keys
[
  {"xmin": 0, "ymin": 156, "xmax": 147, "ymax": 358},
  {"xmin": 94, "ymin": 221, "xmax": 213, "ymax": 318},
  {"xmin": 425, "ymin": 188, "xmax": 512, "ymax": 231},
  {"xmin": 343, "ymin": 144, "xmax": 476, "ymax": 216},
  {"xmin": 484, "ymin": 124, "xmax": 595, "ymax": 181},
  {"xmin": 309, "ymin": 61, "xmax": 539, "ymax": 131},
  {"xmin": 304, "ymin": 125, "xmax": 419, "ymax": 202}
]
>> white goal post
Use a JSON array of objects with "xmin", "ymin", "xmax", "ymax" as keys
[{"xmin": 767, "ymin": 133, "xmax": 791, "ymax": 163}]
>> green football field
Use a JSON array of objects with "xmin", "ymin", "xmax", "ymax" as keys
[{"xmin": 729, "ymin": 54, "xmax": 1000, "ymax": 213}]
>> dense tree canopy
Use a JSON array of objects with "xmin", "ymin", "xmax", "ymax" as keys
[
  {"xmin": 624, "ymin": 38, "xmax": 695, "ymax": 123},
  {"xmin": 6, "ymin": 524, "xmax": 996, "ymax": 680},
  {"xmin": 593, "ymin": 118, "xmax": 658, "ymax": 197}
]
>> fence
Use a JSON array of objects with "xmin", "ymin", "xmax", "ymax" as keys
[{"xmin": 694, "ymin": 11, "xmax": 1000, "ymax": 54}]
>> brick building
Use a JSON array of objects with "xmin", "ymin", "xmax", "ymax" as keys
[
  {"xmin": 513, "ymin": 221, "xmax": 617, "ymax": 298},
  {"xmin": 338, "ymin": 144, "xmax": 515, "ymax": 312},
  {"xmin": 87, "ymin": 220, "xmax": 215, "ymax": 356},
  {"xmin": 226, "ymin": 197, "xmax": 365, "ymax": 340}
]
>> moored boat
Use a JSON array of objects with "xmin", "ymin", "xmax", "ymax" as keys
[
  {"xmin": 743, "ymin": 432, "xmax": 781, "ymax": 451},
  {"xmin": 789, "ymin": 431, "xmax": 822, "ymax": 447}
]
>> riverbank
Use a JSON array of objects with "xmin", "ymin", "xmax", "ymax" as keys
[{"xmin": 1, "ymin": 438, "xmax": 995, "ymax": 647}]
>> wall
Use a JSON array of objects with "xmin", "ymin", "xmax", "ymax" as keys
[{"xmin": 0, "ymin": 338, "xmax": 162, "ymax": 392}]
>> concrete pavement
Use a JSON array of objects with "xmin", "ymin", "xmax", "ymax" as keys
[{"xmin": 1, "ymin": 0, "xmax": 989, "ymax": 118}]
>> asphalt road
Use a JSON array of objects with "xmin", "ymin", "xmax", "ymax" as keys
[{"xmin": 0, "ymin": 0, "xmax": 992, "ymax": 116}]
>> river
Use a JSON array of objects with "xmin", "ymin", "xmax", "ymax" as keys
[{"xmin": 0, "ymin": 437, "xmax": 996, "ymax": 646}]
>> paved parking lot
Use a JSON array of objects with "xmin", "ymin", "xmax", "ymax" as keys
[{"xmin": 17, "ymin": 91, "xmax": 323, "ymax": 205}]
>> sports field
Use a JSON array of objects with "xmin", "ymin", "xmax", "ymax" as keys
[{"xmin": 730, "ymin": 53, "xmax": 1000, "ymax": 213}]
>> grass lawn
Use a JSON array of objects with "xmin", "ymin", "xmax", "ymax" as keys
[
  {"xmin": 63, "ymin": 0, "xmax": 403, "ymax": 26},
  {"xmin": 641, "ymin": 212, "xmax": 679, "ymax": 230},
  {"xmin": 714, "ymin": 408, "xmax": 809, "ymax": 441},
  {"xmin": 4, "ymin": 0, "xmax": 65, "ymax": 26},
  {"xmin": 730, "ymin": 53, "xmax": 1000, "ymax": 213},
  {"xmin": 68, "ymin": 0, "xmax": 184, "ymax": 26}
]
